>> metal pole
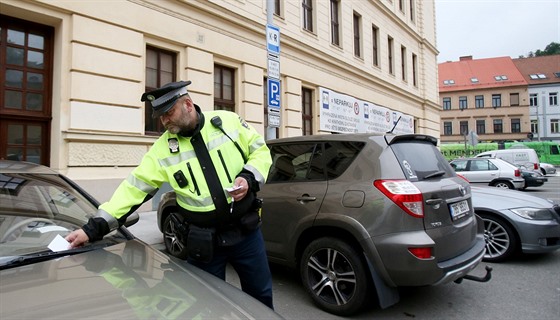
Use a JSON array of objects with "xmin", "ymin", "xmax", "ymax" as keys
[
  {"xmin": 267, "ymin": 0, "xmax": 273, "ymax": 23},
  {"xmin": 539, "ymin": 93, "xmax": 545, "ymax": 142}
]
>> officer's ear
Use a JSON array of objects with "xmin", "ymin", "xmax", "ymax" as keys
[{"xmin": 183, "ymin": 96, "xmax": 193, "ymax": 111}]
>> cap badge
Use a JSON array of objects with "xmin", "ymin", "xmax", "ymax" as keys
[{"xmin": 168, "ymin": 138, "xmax": 180, "ymax": 153}]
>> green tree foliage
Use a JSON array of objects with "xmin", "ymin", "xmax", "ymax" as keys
[{"xmin": 522, "ymin": 42, "xmax": 560, "ymax": 58}]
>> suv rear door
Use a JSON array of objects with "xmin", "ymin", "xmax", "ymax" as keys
[
  {"xmin": 388, "ymin": 136, "xmax": 478, "ymax": 261},
  {"xmin": 261, "ymin": 142, "xmax": 328, "ymax": 263}
]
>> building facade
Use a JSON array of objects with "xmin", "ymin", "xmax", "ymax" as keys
[
  {"xmin": 438, "ymin": 56, "xmax": 530, "ymax": 144},
  {"xmin": 513, "ymin": 55, "xmax": 560, "ymax": 142},
  {"xmin": 1, "ymin": 0, "xmax": 439, "ymax": 205}
]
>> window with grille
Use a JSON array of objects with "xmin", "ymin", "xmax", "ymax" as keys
[
  {"xmin": 475, "ymin": 95, "xmax": 484, "ymax": 108},
  {"xmin": 476, "ymin": 120, "xmax": 486, "ymax": 134},
  {"xmin": 302, "ymin": 0, "xmax": 313, "ymax": 32},
  {"xmin": 145, "ymin": 46, "xmax": 176, "ymax": 134},
  {"xmin": 372, "ymin": 25, "xmax": 379, "ymax": 67},
  {"xmin": 302, "ymin": 88, "xmax": 313, "ymax": 135},
  {"xmin": 388, "ymin": 36, "xmax": 394, "ymax": 75},
  {"xmin": 0, "ymin": 15, "xmax": 53, "ymax": 165},
  {"xmin": 493, "ymin": 119, "xmax": 503, "ymax": 133},
  {"xmin": 460, "ymin": 121, "xmax": 469, "ymax": 135},
  {"xmin": 330, "ymin": 0, "xmax": 340, "ymax": 46},
  {"xmin": 442, "ymin": 97, "xmax": 451, "ymax": 110},
  {"xmin": 492, "ymin": 94, "xmax": 501, "ymax": 108},
  {"xmin": 353, "ymin": 13, "xmax": 361, "ymax": 58},
  {"xmin": 511, "ymin": 118, "xmax": 521, "ymax": 133},
  {"xmin": 214, "ymin": 65, "xmax": 235, "ymax": 112},
  {"xmin": 443, "ymin": 122, "xmax": 452, "ymax": 135},
  {"xmin": 459, "ymin": 96, "xmax": 467, "ymax": 110}
]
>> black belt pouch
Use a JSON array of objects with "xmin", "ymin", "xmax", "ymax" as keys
[{"xmin": 186, "ymin": 225, "xmax": 215, "ymax": 263}]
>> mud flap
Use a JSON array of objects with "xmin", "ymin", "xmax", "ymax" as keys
[{"xmin": 364, "ymin": 254, "xmax": 400, "ymax": 309}]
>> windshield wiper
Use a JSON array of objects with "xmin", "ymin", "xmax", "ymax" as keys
[
  {"xmin": 0, "ymin": 243, "xmax": 109, "ymax": 270},
  {"xmin": 423, "ymin": 171, "xmax": 446, "ymax": 180}
]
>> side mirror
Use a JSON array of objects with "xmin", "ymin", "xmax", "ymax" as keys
[{"xmin": 124, "ymin": 212, "xmax": 140, "ymax": 227}]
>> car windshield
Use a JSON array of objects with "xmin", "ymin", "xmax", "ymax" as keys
[{"xmin": 0, "ymin": 172, "xmax": 112, "ymax": 260}]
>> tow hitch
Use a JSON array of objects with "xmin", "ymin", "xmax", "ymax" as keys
[{"xmin": 454, "ymin": 265, "xmax": 493, "ymax": 284}]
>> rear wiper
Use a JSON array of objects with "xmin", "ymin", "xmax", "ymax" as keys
[
  {"xmin": 423, "ymin": 171, "xmax": 446, "ymax": 179},
  {"xmin": 0, "ymin": 243, "xmax": 109, "ymax": 270}
]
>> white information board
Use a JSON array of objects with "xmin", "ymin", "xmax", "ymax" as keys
[{"xmin": 319, "ymin": 87, "xmax": 414, "ymax": 134}]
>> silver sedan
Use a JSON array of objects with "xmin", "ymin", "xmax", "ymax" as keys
[
  {"xmin": 471, "ymin": 186, "xmax": 560, "ymax": 262},
  {"xmin": 540, "ymin": 162, "xmax": 557, "ymax": 175}
]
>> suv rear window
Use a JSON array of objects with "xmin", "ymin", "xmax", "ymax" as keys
[
  {"xmin": 391, "ymin": 141, "xmax": 455, "ymax": 181},
  {"xmin": 267, "ymin": 141, "xmax": 364, "ymax": 183}
]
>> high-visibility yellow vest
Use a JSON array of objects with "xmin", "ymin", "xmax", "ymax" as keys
[{"xmin": 97, "ymin": 107, "xmax": 271, "ymax": 231}]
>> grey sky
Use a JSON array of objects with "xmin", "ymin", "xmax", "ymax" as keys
[{"xmin": 435, "ymin": 0, "xmax": 560, "ymax": 62}]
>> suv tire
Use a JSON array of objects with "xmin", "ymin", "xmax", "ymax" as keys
[
  {"xmin": 163, "ymin": 214, "xmax": 189, "ymax": 259},
  {"xmin": 300, "ymin": 237, "xmax": 369, "ymax": 316}
]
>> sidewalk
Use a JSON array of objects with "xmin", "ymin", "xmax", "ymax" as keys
[{"xmin": 127, "ymin": 210, "xmax": 165, "ymax": 250}]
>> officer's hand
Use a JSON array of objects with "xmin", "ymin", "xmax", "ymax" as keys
[
  {"xmin": 65, "ymin": 229, "xmax": 90, "ymax": 248},
  {"xmin": 229, "ymin": 177, "xmax": 248, "ymax": 201}
]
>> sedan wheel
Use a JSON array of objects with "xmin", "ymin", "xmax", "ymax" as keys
[
  {"xmin": 300, "ymin": 237, "xmax": 369, "ymax": 316},
  {"xmin": 479, "ymin": 213, "xmax": 518, "ymax": 262},
  {"xmin": 163, "ymin": 214, "xmax": 189, "ymax": 259},
  {"xmin": 493, "ymin": 181, "xmax": 513, "ymax": 189}
]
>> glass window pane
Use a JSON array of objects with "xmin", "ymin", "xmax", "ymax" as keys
[
  {"xmin": 26, "ymin": 93, "xmax": 43, "ymax": 111},
  {"xmin": 146, "ymin": 69, "xmax": 157, "ymax": 88},
  {"xmin": 146, "ymin": 49, "xmax": 157, "ymax": 68},
  {"xmin": 6, "ymin": 47, "xmax": 24, "ymax": 65},
  {"xmin": 26, "ymin": 148, "xmax": 41, "ymax": 164},
  {"xmin": 161, "ymin": 71, "xmax": 173, "ymax": 85},
  {"xmin": 27, "ymin": 125, "xmax": 42, "ymax": 144},
  {"xmin": 6, "ymin": 148, "xmax": 23, "ymax": 161},
  {"xmin": 28, "ymin": 34, "xmax": 44, "ymax": 49},
  {"xmin": 27, "ymin": 51, "xmax": 44, "ymax": 69},
  {"xmin": 223, "ymin": 69, "xmax": 233, "ymax": 100},
  {"xmin": 7, "ymin": 29, "xmax": 25, "ymax": 45},
  {"xmin": 160, "ymin": 54, "xmax": 173, "ymax": 72},
  {"xmin": 214, "ymin": 71, "xmax": 222, "ymax": 99},
  {"xmin": 27, "ymin": 72, "xmax": 44, "ymax": 90},
  {"xmin": 5, "ymin": 69, "xmax": 23, "ymax": 88},
  {"xmin": 5, "ymin": 91, "xmax": 23, "ymax": 109},
  {"xmin": 7, "ymin": 125, "xmax": 24, "ymax": 144}
]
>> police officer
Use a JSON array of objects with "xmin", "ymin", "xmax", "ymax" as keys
[{"xmin": 66, "ymin": 80, "xmax": 274, "ymax": 309}]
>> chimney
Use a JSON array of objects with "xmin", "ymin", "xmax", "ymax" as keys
[{"xmin": 460, "ymin": 56, "xmax": 473, "ymax": 61}]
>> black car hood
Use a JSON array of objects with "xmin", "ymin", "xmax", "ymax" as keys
[{"xmin": 0, "ymin": 239, "xmax": 282, "ymax": 319}]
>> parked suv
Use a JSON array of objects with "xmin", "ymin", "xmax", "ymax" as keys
[
  {"xmin": 450, "ymin": 157, "xmax": 525, "ymax": 190},
  {"xmin": 157, "ymin": 133, "xmax": 489, "ymax": 316}
]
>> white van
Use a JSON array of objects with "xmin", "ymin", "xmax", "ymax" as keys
[{"xmin": 475, "ymin": 148, "xmax": 540, "ymax": 171}]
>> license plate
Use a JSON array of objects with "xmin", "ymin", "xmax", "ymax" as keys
[{"xmin": 450, "ymin": 200, "xmax": 470, "ymax": 220}]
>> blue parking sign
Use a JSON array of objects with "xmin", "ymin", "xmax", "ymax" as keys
[{"xmin": 267, "ymin": 78, "xmax": 281, "ymax": 109}]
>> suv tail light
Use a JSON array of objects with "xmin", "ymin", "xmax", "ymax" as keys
[
  {"xmin": 408, "ymin": 247, "xmax": 433, "ymax": 259},
  {"xmin": 514, "ymin": 169, "xmax": 521, "ymax": 177},
  {"xmin": 374, "ymin": 180, "xmax": 424, "ymax": 218},
  {"xmin": 533, "ymin": 163, "xmax": 539, "ymax": 170}
]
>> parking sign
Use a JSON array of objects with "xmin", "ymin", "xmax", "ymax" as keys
[{"xmin": 267, "ymin": 78, "xmax": 280, "ymax": 109}]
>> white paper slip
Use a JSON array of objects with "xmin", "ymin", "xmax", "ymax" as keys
[
  {"xmin": 226, "ymin": 185, "xmax": 242, "ymax": 192},
  {"xmin": 48, "ymin": 234, "xmax": 70, "ymax": 252}
]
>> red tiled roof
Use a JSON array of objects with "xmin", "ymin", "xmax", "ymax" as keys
[
  {"xmin": 438, "ymin": 56, "xmax": 528, "ymax": 92},
  {"xmin": 513, "ymin": 54, "xmax": 560, "ymax": 85}
]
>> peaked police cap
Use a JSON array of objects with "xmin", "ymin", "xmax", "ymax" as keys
[{"xmin": 141, "ymin": 80, "xmax": 192, "ymax": 118}]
